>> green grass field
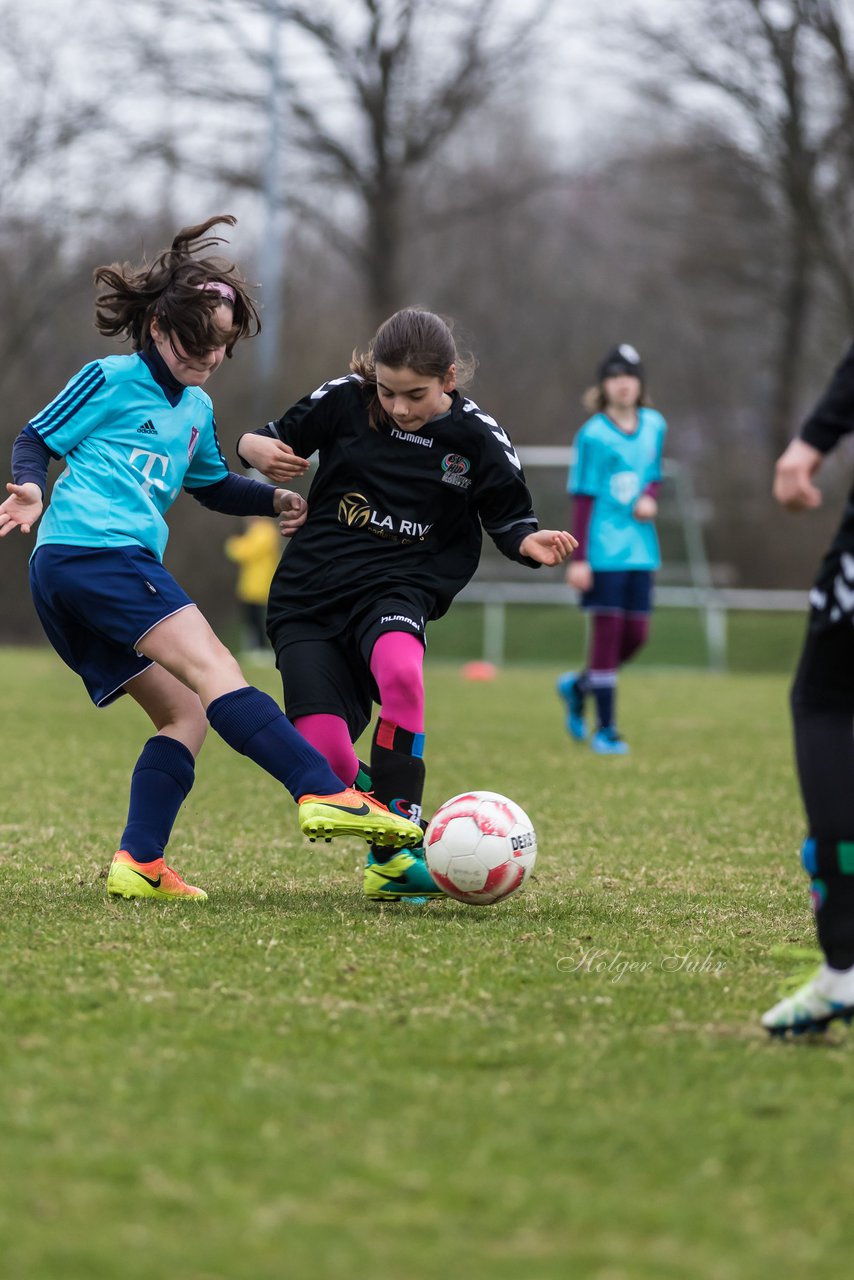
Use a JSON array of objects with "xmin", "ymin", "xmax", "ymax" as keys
[{"xmin": 2, "ymin": 646, "xmax": 853, "ymax": 1280}]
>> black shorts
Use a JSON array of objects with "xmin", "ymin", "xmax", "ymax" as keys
[
  {"xmin": 807, "ymin": 497, "xmax": 854, "ymax": 633},
  {"xmin": 794, "ymin": 498, "xmax": 854, "ymax": 711},
  {"xmin": 274, "ymin": 595, "xmax": 428, "ymax": 741}
]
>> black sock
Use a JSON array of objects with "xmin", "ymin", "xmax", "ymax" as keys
[
  {"xmin": 369, "ymin": 718, "xmax": 425, "ymax": 863},
  {"xmin": 803, "ymin": 837, "xmax": 854, "ymax": 969},
  {"xmin": 792, "ymin": 693, "xmax": 854, "ymax": 966},
  {"xmin": 354, "ymin": 761, "xmax": 372, "ymax": 791}
]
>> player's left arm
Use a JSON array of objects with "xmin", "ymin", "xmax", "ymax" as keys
[
  {"xmin": 274, "ymin": 489, "xmax": 308, "ymax": 535},
  {"xmin": 633, "ymin": 492, "xmax": 658, "ymax": 521},
  {"xmin": 518, "ymin": 529, "xmax": 577, "ymax": 565},
  {"xmin": 773, "ymin": 438, "xmax": 824, "ymax": 511},
  {"xmin": 0, "ymin": 427, "xmax": 54, "ymax": 536},
  {"xmin": 0, "ymin": 482, "xmax": 43, "ymax": 537},
  {"xmin": 474, "ymin": 416, "xmax": 575, "ymax": 567},
  {"xmin": 633, "ymin": 413, "xmax": 667, "ymax": 521},
  {"xmin": 220, "ymin": 488, "xmax": 306, "ymax": 537},
  {"xmin": 186, "ymin": 411, "xmax": 292, "ymax": 520},
  {"xmin": 237, "ymin": 431, "xmax": 309, "ymax": 482}
]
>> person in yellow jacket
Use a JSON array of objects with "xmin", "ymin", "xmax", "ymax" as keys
[{"xmin": 225, "ymin": 516, "xmax": 282, "ymax": 654}]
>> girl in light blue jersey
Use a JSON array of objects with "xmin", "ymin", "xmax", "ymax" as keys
[
  {"xmin": 557, "ymin": 344, "xmax": 667, "ymax": 755},
  {"xmin": 0, "ymin": 217, "xmax": 421, "ymax": 900}
]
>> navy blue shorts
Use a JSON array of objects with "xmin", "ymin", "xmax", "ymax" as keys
[
  {"xmin": 29, "ymin": 545, "xmax": 194, "ymax": 706},
  {"xmin": 581, "ymin": 569, "xmax": 654, "ymax": 616}
]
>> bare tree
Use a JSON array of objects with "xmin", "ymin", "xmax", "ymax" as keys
[
  {"xmin": 624, "ymin": 0, "xmax": 854, "ymax": 453},
  {"xmin": 127, "ymin": 0, "xmax": 559, "ymax": 322},
  {"xmin": 0, "ymin": 0, "xmax": 116, "ymax": 391}
]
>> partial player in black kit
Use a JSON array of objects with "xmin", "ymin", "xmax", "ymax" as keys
[{"xmin": 763, "ymin": 338, "xmax": 854, "ymax": 1034}]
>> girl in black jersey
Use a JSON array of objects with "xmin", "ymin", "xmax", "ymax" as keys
[{"xmin": 238, "ymin": 308, "xmax": 576, "ymax": 900}]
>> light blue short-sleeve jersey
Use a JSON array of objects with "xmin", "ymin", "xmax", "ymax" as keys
[
  {"xmin": 29, "ymin": 353, "xmax": 228, "ymax": 561},
  {"xmin": 568, "ymin": 408, "xmax": 667, "ymax": 571}
]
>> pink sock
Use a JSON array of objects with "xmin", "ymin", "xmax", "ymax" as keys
[
  {"xmin": 369, "ymin": 632, "xmax": 425, "ymax": 732},
  {"xmin": 293, "ymin": 713, "xmax": 358, "ymax": 787}
]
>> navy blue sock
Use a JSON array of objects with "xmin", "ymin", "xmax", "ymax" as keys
[
  {"xmin": 120, "ymin": 735, "xmax": 196, "ymax": 863},
  {"xmin": 206, "ymin": 686, "xmax": 343, "ymax": 800},
  {"xmin": 592, "ymin": 683, "xmax": 616, "ymax": 731}
]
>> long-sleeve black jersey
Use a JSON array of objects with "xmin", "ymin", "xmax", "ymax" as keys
[
  {"xmin": 248, "ymin": 376, "xmax": 539, "ymax": 638},
  {"xmin": 801, "ymin": 340, "xmax": 854, "ymax": 454}
]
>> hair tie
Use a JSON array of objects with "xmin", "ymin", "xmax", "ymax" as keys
[{"xmin": 198, "ymin": 281, "xmax": 236, "ymax": 304}]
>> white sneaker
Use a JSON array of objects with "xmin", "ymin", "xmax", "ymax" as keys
[{"xmin": 761, "ymin": 963, "xmax": 854, "ymax": 1036}]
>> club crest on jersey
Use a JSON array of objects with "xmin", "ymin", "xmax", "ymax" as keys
[
  {"xmin": 338, "ymin": 492, "xmax": 372, "ymax": 527},
  {"xmin": 337, "ymin": 491, "xmax": 432, "ymax": 542},
  {"xmin": 441, "ymin": 452, "xmax": 472, "ymax": 490},
  {"xmin": 188, "ymin": 426, "xmax": 200, "ymax": 461}
]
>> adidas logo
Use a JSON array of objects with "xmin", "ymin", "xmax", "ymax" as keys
[{"xmin": 137, "ymin": 420, "xmax": 157, "ymax": 435}]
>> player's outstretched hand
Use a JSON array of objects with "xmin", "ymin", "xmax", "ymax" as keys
[
  {"xmin": 274, "ymin": 489, "xmax": 308, "ymax": 536},
  {"xmin": 633, "ymin": 494, "xmax": 658, "ymax": 521},
  {"xmin": 238, "ymin": 433, "xmax": 310, "ymax": 483},
  {"xmin": 519, "ymin": 529, "xmax": 578, "ymax": 567},
  {"xmin": 566, "ymin": 559, "xmax": 593, "ymax": 593},
  {"xmin": 773, "ymin": 438, "xmax": 824, "ymax": 511},
  {"xmin": 0, "ymin": 482, "xmax": 43, "ymax": 537}
]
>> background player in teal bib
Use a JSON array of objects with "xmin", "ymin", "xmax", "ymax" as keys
[
  {"xmin": 0, "ymin": 216, "xmax": 421, "ymax": 901},
  {"xmin": 557, "ymin": 344, "xmax": 667, "ymax": 755}
]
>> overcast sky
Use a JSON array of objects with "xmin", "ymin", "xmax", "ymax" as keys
[{"xmin": 1, "ymin": 0, "xmax": 674, "ymax": 232}]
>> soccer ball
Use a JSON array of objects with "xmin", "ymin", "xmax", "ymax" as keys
[{"xmin": 423, "ymin": 791, "xmax": 537, "ymax": 906}]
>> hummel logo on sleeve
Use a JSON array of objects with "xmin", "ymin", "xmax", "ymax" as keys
[{"xmin": 137, "ymin": 420, "xmax": 158, "ymax": 435}]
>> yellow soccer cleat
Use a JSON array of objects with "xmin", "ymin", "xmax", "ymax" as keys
[
  {"xmin": 298, "ymin": 788, "xmax": 423, "ymax": 848},
  {"xmin": 106, "ymin": 850, "xmax": 208, "ymax": 902}
]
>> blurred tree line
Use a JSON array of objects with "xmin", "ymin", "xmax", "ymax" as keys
[{"xmin": 2, "ymin": 0, "xmax": 854, "ymax": 641}]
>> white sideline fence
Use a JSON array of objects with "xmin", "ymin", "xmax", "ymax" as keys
[
  {"xmin": 458, "ymin": 447, "xmax": 808, "ymax": 670},
  {"xmin": 455, "ymin": 580, "xmax": 807, "ymax": 671}
]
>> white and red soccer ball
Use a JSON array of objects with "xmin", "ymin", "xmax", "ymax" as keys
[{"xmin": 424, "ymin": 791, "xmax": 537, "ymax": 906}]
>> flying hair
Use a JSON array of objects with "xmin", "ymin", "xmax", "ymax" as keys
[{"xmin": 93, "ymin": 215, "xmax": 260, "ymax": 358}]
